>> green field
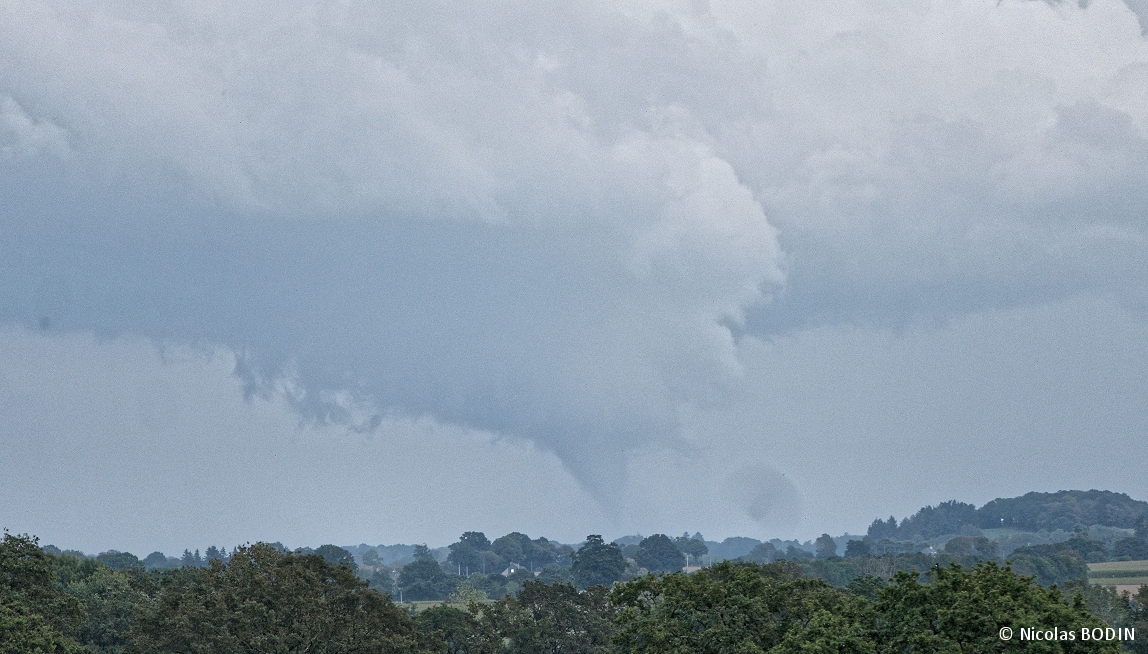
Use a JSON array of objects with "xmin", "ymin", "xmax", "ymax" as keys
[{"xmin": 1087, "ymin": 560, "xmax": 1148, "ymax": 587}]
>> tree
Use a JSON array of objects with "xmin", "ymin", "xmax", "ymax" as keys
[
  {"xmin": 0, "ymin": 533, "xmax": 83, "ymax": 653},
  {"xmin": 412, "ymin": 544, "xmax": 435, "ymax": 562},
  {"xmin": 315, "ymin": 544, "xmax": 357, "ymax": 571},
  {"xmin": 1136, "ymin": 515, "xmax": 1148, "ymax": 539},
  {"xmin": 95, "ymin": 551, "xmax": 143, "ymax": 571},
  {"xmin": 612, "ymin": 561, "xmax": 871, "ymax": 654},
  {"xmin": 815, "ymin": 533, "xmax": 838, "ymax": 559},
  {"xmin": 742, "ymin": 541, "xmax": 779, "ymax": 563},
  {"xmin": 943, "ymin": 535, "xmax": 1001, "ymax": 559},
  {"xmin": 180, "ymin": 549, "xmax": 202, "ymax": 568},
  {"xmin": 845, "ymin": 539, "xmax": 872, "ymax": 558},
  {"xmin": 1112, "ymin": 536, "xmax": 1148, "ymax": 560},
  {"xmin": 571, "ymin": 535, "xmax": 625, "ymax": 589},
  {"xmin": 129, "ymin": 543, "xmax": 437, "ymax": 654},
  {"xmin": 459, "ymin": 532, "xmax": 491, "ymax": 551},
  {"xmin": 876, "ymin": 562, "xmax": 1121, "ymax": 654},
  {"xmin": 636, "ymin": 534, "xmax": 686, "ymax": 573},
  {"xmin": 674, "ymin": 533, "xmax": 708, "ymax": 561},
  {"xmin": 362, "ymin": 549, "xmax": 380, "ymax": 567},
  {"xmin": 868, "ymin": 516, "xmax": 899, "ymax": 540},
  {"xmin": 141, "ymin": 552, "xmax": 170, "ymax": 570},
  {"xmin": 66, "ymin": 563, "xmax": 160, "ymax": 653},
  {"xmin": 480, "ymin": 580, "xmax": 615, "ymax": 654},
  {"xmin": 399, "ymin": 559, "xmax": 455, "ymax": 601},
  {"xmin": 445, "ymin": 534, "xmax": 486, "ymax": 569}
]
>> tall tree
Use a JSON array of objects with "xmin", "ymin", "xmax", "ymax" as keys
[
  {"xmin": 571, "ymin": 536, "xmax": 625, "ymax": 590},
  {"xmin": 129, "ymin": 543, "xmax": 436, "ymax": 654},
  {"xmin": 0, "ymin": 533, "xmax": 83, "ymax": 653},
  {"xmin": 815, "ymin": 534, "xmax": 838, "ymax": 559},
  {"xmin": 876, "ymin": 562, "xmax": 1120, "ymax": 654},
  {"xmin": 636, "ymin": 535, "xmax": 685, "ymax": 573}
]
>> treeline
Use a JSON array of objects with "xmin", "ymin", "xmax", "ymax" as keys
[
  {"xmin": 738, "ymin": 522, "xmax": 1148, "ymax": 589},
  {"xmin": 3, "ymin": 532, "xmax": 1145, "ymax": 654},
  {"xmin": 867, "ymin": 491, "xmax": 1148, "ymax": 541}
]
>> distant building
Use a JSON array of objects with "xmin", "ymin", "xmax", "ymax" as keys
[{"xmin": 501, "ymin": 563, "xmax": 524, "ymax": 576}]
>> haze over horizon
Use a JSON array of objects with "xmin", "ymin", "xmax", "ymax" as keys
[{"xmin": 3, "ymin": 0, "xmax": 1148, "ymax": 556}]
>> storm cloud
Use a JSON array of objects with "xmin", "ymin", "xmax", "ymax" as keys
[{"xmin": 2, "ymin": 0, "xmax": 1148, "ymax": 551}]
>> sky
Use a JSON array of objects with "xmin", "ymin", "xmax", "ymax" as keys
[{"xmin": 2, "ymin": 0, "xmax": 1148, "ymax": 556}]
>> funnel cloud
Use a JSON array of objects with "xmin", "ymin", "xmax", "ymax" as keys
[{"xmin": 2, "ymin": 0, "xmax": 1148, "ymax": 552}]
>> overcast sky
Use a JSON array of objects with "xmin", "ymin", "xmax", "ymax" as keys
[{"xmin": 2, "ymin": 0, "xmax": 1148, "ymax": 556}]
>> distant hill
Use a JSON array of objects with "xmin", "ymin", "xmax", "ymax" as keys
[
  {"xmin": 869, "ymin": 490, "xmax": 1148, "ymax": 540},
  {"xmin": 976, "ymin": 490, "xmax": 1148, "ymax": 531}
]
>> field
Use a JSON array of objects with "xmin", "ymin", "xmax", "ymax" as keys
[{"xmin": 1087, "ymin": 560, "xmax": 1148, "ymax": 592}]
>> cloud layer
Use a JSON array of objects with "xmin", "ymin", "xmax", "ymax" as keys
[{"xmin": 2, "ymin": 0, "xmax": 1148, "ymax": 544}]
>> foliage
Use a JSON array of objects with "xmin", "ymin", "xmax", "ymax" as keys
[
  {"xmin": 128, "ymin": 543, "xmax": 436, "ymax": 654},
  {"xmin": 897, "ymin": 501, "xmax": 979, "ymax": 539},
  {"xmin": 0, "ymin": 601, "xmax": 79, "ymax": 654},
  {"xmin": 538, "ymin": 564, "xmax": 573, "ymax": 585},
  {"xmin": 314, "ymin": 544, "xmax": 357, "ymax": 571},
  {"xmin": 0, "ymin": 533, "xmax": 83, "ymax": 648},
  {"xmin": 1112, "ymin": 536, "xmax": 1148, "ymax": 560},
  {"xmin": 673, "ymin": 533, "xmax": 708, "ymax": 560},
  {"xmin": 875, "ymin": 562, "xmax": 1121, "ymax": 654},
  {"xmin": 742, "ymin": 541, "xmax": 780, "ymax": 563},
  {"xmin": 140, "ymin": 552, "xmax": 174, "ymax": 570},
  {"xmin": 94, "ymin": 551, "xmax": 143, "ymax": 572},
  {"xmin": 635, "ymin": 534, "xmax": 685, "ymax": 574},
  {"xmin": 846, "ymin": 539, "xmax": 872, "ymax": 558},
  {"xmin": 612, "ymin": 561, "xmax": 872, "ymax": 654},
  {"xmin": 398, "ymin": 559, "xmax": 457, "ymax": 601},
  {"xmin": 1007, "ymin": 547, "xmax": 1095, "ymax": 586},
  {"xmin": 869, "ymin": 516, "xmax": 900, "ymax": 540},
  {"xmin": 362, "ymin": 549, "xmax": 381, "ymax": 566},
  {"xmin": 977, "ymin": 491, "xmax": 1148, "ymax": 531},
  {"xmin": 572, "ymin": 535, "xmax": 626, "ymax": 589},
  {"xmin": 816, "ymin": 533, "xmax": 839, "ymax": 559},
  {"xmin": 482, "ymin": 581, "xmax": 615, "ymax": 654},
  {"xmin": 448, "ymin": 579, "xmax": 488, "ymax": 604},
  {"xmin": 413, "ymin": 605, "xmax": 489, "ymax": 654},
  {"xmin": 65, "ymin": 564, "xmax": 163, "ymax": 654},
  {"xmin": 944, "ymin": 535, "xmax": 1002, "ymax": 559}
]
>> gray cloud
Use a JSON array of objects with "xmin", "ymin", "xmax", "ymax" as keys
[{"xmin": 2, "ymin": 0, "xmax": 1148, "ymax": 542}]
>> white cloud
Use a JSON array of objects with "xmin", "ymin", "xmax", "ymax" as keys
[
  {"xmin": 0, "ymin": 96, "xmax": 70, "ymax": 160},
  {"xmin": 1, "ymin": 0, "xmax": 1148, "ymax": 541}
]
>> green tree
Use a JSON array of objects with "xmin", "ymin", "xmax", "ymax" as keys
[
  {"xmin": 816, "ymin": 533, "xmax": 838, "ymax": 559},
  {"xmin": 481, "ymin": 580, "xmax": 614, "ymax": 654},
  {"xmin": 0, "ymin": 533, "xmax": 83, "ymax": 650},
  {"xmin": 398, "ymin": 559, "xmax": 455, "ymax": 601},
  {"xmin": 94, "ymin": 551, "xmax": 143, "ymax": 571},
  {"xmin": 315, "ymin": 544, "xmax": 357, "ymax": 571},
  {"xmin": 128, "ymin": 543, "xmax": 436, "ymax": 653},
  {"xmin": 944, "ymin": 535, "xmax": 1001, "ymax": 559},
  {"xmin": 846, "ymin": 539, "xmax": 873, "ymax": 558},
  {"xmin": 673, "ymin": 533, "xmax": 708, "ymax": 562},
  {"xmin": 1112, "ymin": 536, "xmax": 1148, "ymax": 559},
  {"xmin": 65, "ymin": 564, "xmax": 160, "ymax": 653},
  {"xmin": 612, "ymin": 561, "xmax": 872, "ymax": 654},
  {"xmin": 413, "ymin": 605, "xmax": 493, "ymax": 654},
  {"xmin": 876, "ymin": 562, "xmax": 1120, "ymax": 654},
  {"xmin": 635, "ymin": 534, "xmax": 685, "ymax": 574},
  {"xmin": 571, "ymin": 536, "xmax": 625, "ymax": 589},
  {"xmin": 0, "ymin": 601, "xmax": 79, "ymax": 654},
  {"xmin": 362, "ymin": 549, "xmax": 381, "ymax": 567}
]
